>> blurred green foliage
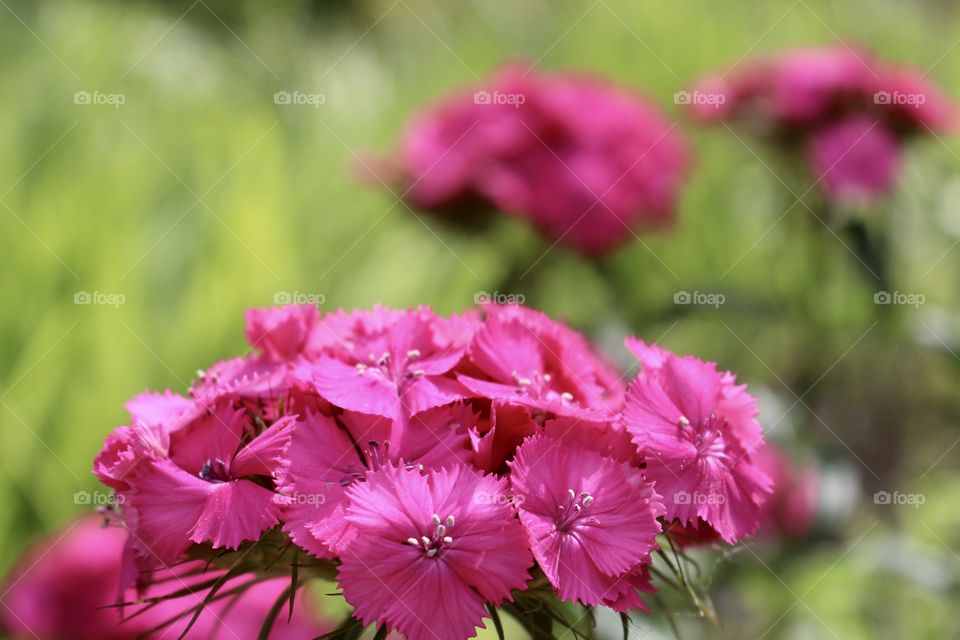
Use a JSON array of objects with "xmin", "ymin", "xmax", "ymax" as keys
[{"xmin": 1, "ymin": 0, "xmax": 960, "ymax": 637}]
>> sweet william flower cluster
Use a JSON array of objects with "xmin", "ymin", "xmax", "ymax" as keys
[{"xmin": 94, "ymin": 303, "xmax": 773, "ymax": 640}]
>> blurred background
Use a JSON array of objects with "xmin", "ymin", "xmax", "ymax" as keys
[{"xmin": 1, "ymin": 0, "xmax": 959, "ymax": 637}]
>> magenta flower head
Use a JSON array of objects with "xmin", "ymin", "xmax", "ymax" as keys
[
  {"xmin": 390, "ymin": 64, "xmax": 691, "ymax": 256},
  {"xmin": 90, "ymin": 303, "xmax": 776, "ymax": 638},
  {"xmin": 623, "ymin": 339, "xmax": 773, "ymax": 543},
  {"xmin": 337, "ymin": 462, "xmax": 532, "ymax": 640},
  {"xmin": 689, "ymin": 46, "xmax": 956, "ymax": 205},
  {"xmin": 509, "ymin": 434, "xmax": 664, "ymax": 609}
]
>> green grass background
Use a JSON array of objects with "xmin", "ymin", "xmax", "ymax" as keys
[{"xmin": 2, "ymin": 0, "xmax": 960, "ymax": 637}]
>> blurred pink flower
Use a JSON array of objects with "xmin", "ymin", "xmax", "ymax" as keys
[
  {"xmin": 0, "ymin": 516, "xmax": 322, "ymax": 639},
  {"xmin": 690, "ymin": 45, "xmax": 956, "ymax": 204},
  {"xmin": 756, "ymin": 444, "xmax": 819, "ymax": 538},
  {"xmin": 337, "ymin": 463, "xmax": 532, "ymax": 640},
  {"xmin": 392, "ymin": 65, "xmax": 691, "ymax": 256},
  {"xmin": 808, "ymin": 115, "xmax": 902, "ymax": 204}
]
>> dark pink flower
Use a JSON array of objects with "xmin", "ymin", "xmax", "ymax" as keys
[
  {"xmin": 393, "ymin": 65, "xmax": 691, "ymax": 256},
  {"xmin": 458, "ymin": 305, "xmax": 625, "ymax": 420},
  {"xmin": 623, "ymin": 340, "xmax": 772, "ymax": 543},
  {"xmin": 0, "ymin": 516, "xmax": 323, "ymax": 639},
  {"xmin": 337, "ymin": 463, "xmax": 532, "ymax": 640},
  {"xmin": 690, "ymin": 45, "xmax": 956, "ymax": 205},
  {"xmin": 509, "ymin": 434, "xmax": 663, "ymax": 608},
  {"xmin": 292, "ymin": 308, "xmax": 471, "ymax": 444},
  {"xmin": 808, "ymin": 115, "xmax": 901, "ymax": 204},
  {"xmin": 122, "ymin": 403, "xmax": 296, "ymax": 563},
  {"xmin": 276, "ymin": 404, "xmax": 477, "ymax": 559},
  {"xmin": 756, "ymin": 444, "xmax": 819, "ymax": 538}
]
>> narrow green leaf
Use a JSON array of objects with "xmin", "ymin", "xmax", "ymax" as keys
[
  {"xmin": 486, "ymin": 603, "xmax": 506, "ymax": 640},
  {"xmin": 258, "ymin": 583, "xmax": 294, "ymax": 640},
  {"xmin": 288, "ymin": 549, "xmax": 299, "ymax": 623}
]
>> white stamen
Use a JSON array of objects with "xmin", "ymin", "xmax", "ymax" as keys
[
  {"xmin": 425, "ymin": 548, "xmax": 437, "ymax": 557},
  {"xmin": 573, "ymin": 504, "xmax": 581, "ymax": 513},
  {"xmin": 431, "ymin": 514, "xmax": 441, "ymax": 526},
  {"xmin": 421, "ymin": 536, "xmax": 430, "ymax": 547},
  {"xmin": 582, "ymin": 495, "xmax": 594, "ymax": 507},
  {"xmin": 407, "ymin": 349, "xmax": 421, "ymax": 359},
  {"xmin": 406, "ymin": 537, "xmax": 419, "ymax": 546},
  {"xmin": 560, "ymin": 392, "xmax": 573, "ymax": 401},
  {"xmin": 436, "ymin": 525, "xmax": 446, "ymax": 537},
  {"xmin": 412, "ymin": 369, "xmax": 425, "ymax": 377},
  {"xmin": 442, "ymin": 536, "xmax": 453, "ymax": 544},
  {"xmin": 517, "ymin": 377, "xmax": 532, "ymax": 386},
  {"xmin": 679, "ymin": 415, "xmax": 690, "ymax": 427},
  {"xmin": 446, "ymin": 515, "xmax": 455, "ymax": 527},
  {"xmin": 567, "ymin": 489, "xmax": 576, "ymax": 500},
  {"xmin": 543, "ymin": 373, "xmax": 552, "ymax": 382}
]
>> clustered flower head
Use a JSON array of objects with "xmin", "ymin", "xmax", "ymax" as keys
[
  {"xmin": 92, "ymin": 303, "xmax": 772, "ymax": 640},
  {"xmin": 390, "ymin": 64, "xmax": 691, "ymax": 256},
  {"xmin": 690, "ymin": 46, "xmax": 956, "ymax": 205}
]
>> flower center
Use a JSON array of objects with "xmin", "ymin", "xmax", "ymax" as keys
[
  {"xmin": 354, "ymin": 349, "xmax": 426, "ymax": 383},
  {"xmin": 406, "ymin": 513, "xmax": 455, "ymax": 558},
  {"xmin": 678, "ymin": 413, "xmax": 731, "ymax": 466},
  {"xmin": 198, "ymin": 457, "xmax": 231, "ymax": 483},
  {"xmin": 556, "ymin": 488, "xmax": 597, "ymax": 531},
  {"xmin": 511, "ymin": 370, "xmax": 574, "ymax": 404}
]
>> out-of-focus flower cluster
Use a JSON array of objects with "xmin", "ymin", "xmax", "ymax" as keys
[
  {"xmin": 690, "ymin": 46, "xmax": 957, "ymax": 204},
  {"xmin": 389, "ymin": 65, "xmax": 691, "ymax": 256},
  {"xmin": 88, "ymin": 303, "xmax": 774, "ymax": 640},
  {"xmin": 0, "ymin": 516, "xmax": 323, "ymax": 640}
]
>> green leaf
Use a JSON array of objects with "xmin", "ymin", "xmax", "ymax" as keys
[
  {"xmin": 486, "ymin": 603, "xmax": 506, "ymax": 640},
  {"xmin": 176, "ymin": 567, "xmax": 245, "ymax": 640},
  {"xmin": 258, "ymin": 582, "xmax": 294, "ymax": 640},
  {"xmin": 313, "ymin": 615, "xmax": 363, "ymax": 640},
  {"xmin": 288, "ymin": 550, "xmax": 299, "ymax": 623}
]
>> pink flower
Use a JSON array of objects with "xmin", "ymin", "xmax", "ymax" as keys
[
  {"xmin": 808, "ymin": 115, "xmax": 901, "ymax": 204},
  {"xmin": 623, "ymin": 339, "xmax": 772, "ymax": 543},
  {"xmin": 293, "ymin": 308, "xmax": 471, "ymax": 445},
  {"xmin": 756, "ymin": 444, "xmax": 819, "ymax": 538},
  {"xmin": 458, "ymin": 305, "xmax": 625, "ymax": 420},
  {"xmin": 93, "ymin": 422, "xmax": 168, "ymax": 491},
  {"xmin": 337, "ymin": 463, "xmax": 532, "ymax": 640},
  {"xmin": 122, "ymin": 402, "xmax": 296, "ymax": 563},
  {"xmin": 245, "ymin": 303, "xmax": 320, "ymax": 362},
  {"xmin": 0, "ymin": 516, "xmax": 323, "ymax": 639},
  {"xmin": 277, "ymin": 404, "xmax": 477, "ymax": 559},
  {"xmin": 392, "ymin": 65, "xmax": 691, "ymax": 256},
  {"xmin": 123, "ymin": 390, "xmax": 192, "ymax": 429},
  {"xmin": 509, "ymin": 434, "xmax": 663, "ymax": 608},
  {"xmin": 690, "ymin": 46, "xmax": 956, "ymax": 205}
]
